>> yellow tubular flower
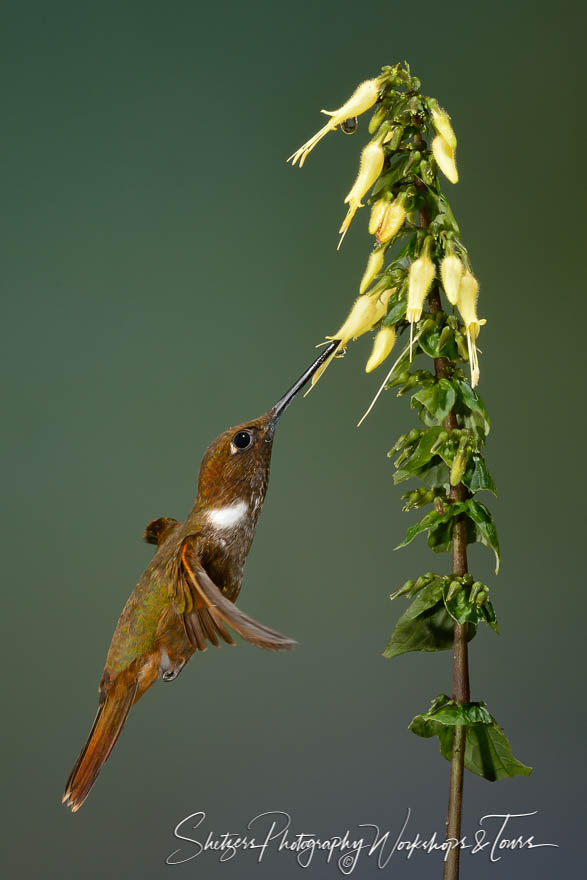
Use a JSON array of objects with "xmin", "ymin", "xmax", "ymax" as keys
[
  {"xmin": 288, "ymin": 77, "xmax": 383, "ymax": 168},
  {"xmin": 430, "ymin": 104, "xmax": 457, "ymax": 150},
  {"xmin": 365, "ymin": 325, "xmax": 396, "ymax": 372},
  {"xmin": 407, "ymin": 255, "xmax": 436, "ymax": 324},
  {"xmin": 457, "ymin": 271, "xmax": 486, "ymax": 387},
  {"xmin": 377, "ymin": 193, "xmax": 407, "ymax": 243},
  {"xmin": 339, "ymin": 138, "xmax": 385, "ymax": 243},
  {"xmin": 432, "ymin": 135, "xmax": 458, "ymax": 184},
  {"xmin": 368, "ymin": 196, "xmax": 390, "ymax": 235},
  {"xmin": 440, "ymin": 254, "xmax": 464, "ymax": 305},
  {"xmin": 359, "ymin": 249, "xmax": 385, "ymax": 294},
  {"xmin": 311, "ymin": 287, "xmax": 395, "ymax": 386}
]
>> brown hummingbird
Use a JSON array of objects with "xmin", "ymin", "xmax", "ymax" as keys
[{"xmin": 63, "ymin": 342, "xmax": 338, "ymax": 812}]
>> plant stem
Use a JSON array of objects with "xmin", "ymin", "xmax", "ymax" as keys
[
  {"xmin": 416, "ymin": 149, "xmax": 471, "ymax": 879},
  {"xmin": 427, "ymin": 291, "xmax": 471, "ymax": 880}
]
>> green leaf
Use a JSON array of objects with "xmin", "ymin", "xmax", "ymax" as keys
[
  {"xmin": 465, "ymin": 499, "xmax": 501, "ymax": 573},
  {"xmin": 383, "ymin": 581, "xmax": 474, "ymax": 658},
  {"xmin": 456, "ymin": 381, "xmax": 490, "ymax": 435},
  {"xmin": 412, "ymin": 379, "xmax": 456, "ymax": 423},
  {"xmin": 428, "ymin": 191, "xmax": 460, "ymax": 235},
  {"xmin": 383, "ymin": 294, "xmax": 407, "ymax": 326},
  {"xmin": 418, "ymin": 323, "xmax": 459, "ymax": 360},
  {"xmin": 409, "ymin": 696, "xmax": 532, "ymax": 781},
  {"xmin": 427, "ymin": 513, "xmax": 476, "ymax": 554},
  {"xmin": 393, "ymin": 426, "xmax": 444, "ymax": 483},
  {"xmin": 417, "ymin": 459, "xmax": 451, "ymax": 491},
  {"xmin": 463, "ymin": 453, "xmax": 497, "ymax": 495},
  {"xmin": 372, "ymin": 154, "xmax": 410, "ymax": 195},
  {"xmin": 395, "ymin": 502, "xmax": 468, "ymax": 550}
]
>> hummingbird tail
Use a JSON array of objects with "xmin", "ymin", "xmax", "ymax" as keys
[{"xmin": 62, "ymin": 673, "xmax": 138, "ymax": 812}]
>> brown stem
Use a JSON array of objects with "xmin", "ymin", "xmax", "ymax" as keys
[{"xmin": 427, "ymin": 255, "xmax": 471, "ymax": 880}]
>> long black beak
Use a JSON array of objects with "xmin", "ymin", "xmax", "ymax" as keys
[{"xmin": 271, "ymin": 340, "xmax": 340, "ymax": 422}]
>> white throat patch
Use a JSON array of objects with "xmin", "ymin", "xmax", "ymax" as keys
[{"xmin": 206, "ymin": 500, "xmax": 249, "ymax": 530}]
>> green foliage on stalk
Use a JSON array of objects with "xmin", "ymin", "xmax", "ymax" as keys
[{"xmin": 289, "ymin": 61, "xmax": 530, "ymax": 792}]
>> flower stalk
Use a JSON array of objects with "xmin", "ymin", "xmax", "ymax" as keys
[{"xmin": 289, "ymin": 61, "xmax": 531, "ymax": 880}]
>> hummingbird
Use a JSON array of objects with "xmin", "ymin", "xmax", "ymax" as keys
[{"xmin": 63, "ymin": 341, "xmax": 338, "ymax": 812}]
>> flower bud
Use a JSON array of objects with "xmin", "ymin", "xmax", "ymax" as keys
[
  {"xmin": 377, "ymin": 193, "xmax": 407, "ymax": 243},
  {"xmin": 390, "ymin": 578, "xmax": 415, "ymax": 600},
  {"xmin": 359, "ymin": 248, "xmax": 385, "ymax": 294},
  {"xmin": 288, "ymin": 77, "xmax": 384, "ymax": 167},
  {"xmin": 339, "ymin": 138, "xmax": 386, "ymax": 239},
  {"xmin": 407, "ymin": 253, "xmax": 436, "ymax": 324},
  {"xmin": 450, "ymin": 449, "xmax": 468, "ymax": 486},
  {"xmin": 368, "ymin": 102, "xmax": 388, "ymax": 134},
  {"xmin": 447, "ymin": 579, "xmax": 462, "ymax": 601},
  {"xmin": 430, "ymin": 431, "xmax": 449, "ymax": 454},
  {"xmin": 419, "ymin": 159, "xmax": 436, "ymax": 186},
  {"xmin": 432, "ymin": 135, "xmax": 458, "ymax": 184},
  {"xmin": 440, "ymin": 254, "xmax": 464, "ymax": 306},
  {"xmin": 429, "ymin": 99, "xmax": 457, "ymax": 150},
  {"xmin": 368, "ymin": 195, "xmax": 391, "ymax": 235},
  {"xmin": 470, "ymin": 581, "xmax": 484, "ymax": 602},
  {"xmin": 455, "ymin": 330, "xmax": 469, "ymax": 361},
  {"xmin": 365, "ymin": 325, "xmax": 396, "ymax": 372},
  {"xmin": 382, "ymin": 125, "xmax": 403, "ymax": 150}
]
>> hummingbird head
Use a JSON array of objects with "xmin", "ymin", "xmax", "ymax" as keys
[{"xmin": 195, "ymin": 342, "xmax": 339, "ymax": 509}]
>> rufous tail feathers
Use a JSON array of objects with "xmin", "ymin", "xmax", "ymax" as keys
[{"xmin": 63, "ymin": 673, "xmax": 138, "ymax": 812}]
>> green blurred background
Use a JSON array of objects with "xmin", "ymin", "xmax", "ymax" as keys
[{"xmin": 2, "ymin": 0, "xmax": 585, "ymax": 876}]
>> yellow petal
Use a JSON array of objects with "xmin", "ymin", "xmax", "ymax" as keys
[
  {"xmin": 432, "ymin": 135, "xmax": 458, "ymax": 184},
  {"xmin": 407, "ymin": 255, "xmax": 436, "ymax": 324},
  {"xmin": 368, "ymin": 197, "xmax": 389, "ymax": 235},
  {"xmin": 288, "ymin": 77, "xmax": 383, "ymax": 168},
  {"xmin": 365, "ymin": 326, "xmax": 396, "ymax": 372},
  {"xmin": 321, "ymin": 78, "xmax": 382, "ymax": 125},
  {"xmin": 456, "ymin": 271, "xmax": 481, "ymax": 327},
  {"xmin": 431, "ymin": 105, "xmax": 457, "ymax": 150},
  {"xmin": 343, "ymin": 140, "xmax": 385, "ymax": 209},
  {"xmin": 376, "ymin": 198, "xmax": 406, "ymax": 243},
  {"xmin": 359, "ymin": 249, "xmax": 385, "ymax": 294},
  {"xmin": 440, "ymin": 254, "xmax": 464, "ymax": 306}
]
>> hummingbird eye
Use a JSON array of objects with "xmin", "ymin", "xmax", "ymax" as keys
[{"xmin": 231, "ymin": 430, "xmax": 252, "ymax": 452}]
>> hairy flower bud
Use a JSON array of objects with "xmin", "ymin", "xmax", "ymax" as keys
[
  {"xmin": 432, "ymin": 135, "xmax": 458, "ymax": 184},
  {"xmin": 288, "ymin": 77, "xmax": 384, "ymax": 167},
  {"xmin": 377, "ymin": 193, "xmax": 407, "ymax": 243},
  {"xmin": 359, "ymin": 248, "xmax": 385, "ymax": 294},
  {"xmin": 339, "ymin": 138, "xmax": 386, "ymax": 241},
  {"xmin": 365, "ymin": 325, "xmax": 396, "ymax": 372},
  {"xmin": 429, "ymin": 99, "xmax": 457, "ymax": 150},
  {"xmin": 440, "ymin": 254, "xmax": 464, "ymax": 306},
  {"xmin": 450, "ymin": 444, "xmax": 468, "ymax": 486},
  {"xmin": 407, "ymin": 254, "xmax": 436, "ymax": 324},
  {"xmin": 368, "ymin": 195, "xmax": 391, "ymax": 235}
]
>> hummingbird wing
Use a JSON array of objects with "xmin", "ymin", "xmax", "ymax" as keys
[
  {"xmin": 143, "ymin": 516, "xmax": 180, "ymax": 546},
  {"xmin": 179, "ymin": 537, "xmax": 297, "ymax": 652}
]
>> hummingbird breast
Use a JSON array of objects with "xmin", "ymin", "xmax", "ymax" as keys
[{"xmin": 197, "ymin": 493, "xmax": 264, "ymax": 603}]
